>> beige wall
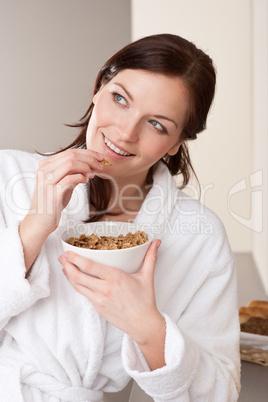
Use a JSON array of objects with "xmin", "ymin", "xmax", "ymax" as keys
[
  {"xmin": 0, "ymin": 0, "xmax": 131, "ymax": 153},
  {"xmin": 131, "ymin": 0, "xmax": 253, "ymax": 254},
  {"xmin": 252, "ymin": 0, "xmax": 268, "ymax": 293}
]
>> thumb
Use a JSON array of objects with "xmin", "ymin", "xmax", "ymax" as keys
[{"xmin": 141, "ymin": 239, "xmax": 161, "ymax": 279}]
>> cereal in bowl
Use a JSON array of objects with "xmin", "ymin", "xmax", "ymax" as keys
[{"xmin": 67, "ymin": 231, "xmax": 148, "ymax": 250}]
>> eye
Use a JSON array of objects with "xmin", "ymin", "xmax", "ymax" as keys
[
  {"xmin": 112, "ymin": 92, "xmax": 128, "ymax": 107},
  {"xmin": 149, "ymin": 120, "xmax": 167, "ymax": 134}
]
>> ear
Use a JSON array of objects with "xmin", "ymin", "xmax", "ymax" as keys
[{"xmin": 167, "ymin": 140, "xmax": 183, "ymax": 156}]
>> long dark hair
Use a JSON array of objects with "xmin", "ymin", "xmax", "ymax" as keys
[{"xmin": 56, "ymin": 34, "xmax": 216, "ymax": 221}]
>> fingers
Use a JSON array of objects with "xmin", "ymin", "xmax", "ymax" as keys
[
  {"xmin": 59, "ymin": 255, "xmax": 101, "ymax": 289},
  {"xmin": 35, "ymin": 149, "xmax": 106, "ymax": 214},
  {"xmin": 59, "ymin": 251, "xmax": 114, "ymax": 281},
  {"xmin": 47, "ymin": 160, "xmax": 102, "ymax": 183},
  {"xmin": 40, "ymin": 148, "xmax": 104, "ymax": 166},
  {"xmin": 140, "ymin": 239, "xmax": 161, "ymax": 279},
  {"xmin": 60, "ymin": 260, "xmax": 102, "ymax": 305},
  {"xmin": 28, "ymin": 149, "xmax": 107, "ymax": 233},
  {"xmin": 59, "ymin": 252, "xmax": 122, "ymax": 303},
  {"xmin": 38, "ymin": 149, "xmax": 105, "ymax": 184}
]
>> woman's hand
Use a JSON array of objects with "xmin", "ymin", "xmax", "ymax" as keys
[
  {"xmin": 20, "ymin": 149, "xmax": 104, "ymax": 272},
  {"xmin": 58, "ymin": 239, "xmax": 166, "ymax": 370},
  {"xmin": 27, "ymin": 149, "xmax": 104, "ymax": 234}
]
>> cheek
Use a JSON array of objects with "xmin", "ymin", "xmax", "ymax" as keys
[
  {"xmin": 91, "ymin": 99, "xmax": 119, "ymax": 130},
  {"xmin": 90, "ymin": 103, "xmax": 105, "ymax": 125},
  {"xmin": 85, "ymin": 104, "xmax": 105, "ymax": 144},
  {"xmin": 142, "ymin": 136, "xmax": 176, "ymax": 159},
  {"xmin": 85, "ymin": 124, "xmax": 92, "ymax": 148},
  {"xmin": 136, "ymin": 141, "xmax": 166, "ymax": 169}
]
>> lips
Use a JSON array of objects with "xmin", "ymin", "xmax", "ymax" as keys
[{"xmin": 103, "ymin": 134, "xmax": 134, "ymax": 157}]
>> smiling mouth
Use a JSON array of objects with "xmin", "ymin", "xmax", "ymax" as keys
[{"xmin": 104, "ymin": 135, "xmax": 134, "ymax": 156}]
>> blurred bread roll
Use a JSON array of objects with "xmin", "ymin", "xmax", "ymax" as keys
[
  {"xmin": 247, "ymin": 300, "xmax": 268, "ymax": 310},
  {"xmin": 239, "ymin": 306, "xmax": 268, "ymax": 324}
]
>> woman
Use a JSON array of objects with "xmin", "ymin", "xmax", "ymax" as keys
[{"xmin": 0, "ymin": 34, "xmax": 240, "ymax": 401}]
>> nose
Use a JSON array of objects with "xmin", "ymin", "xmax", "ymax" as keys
[{"xmin": 118, "ymin": 118, "xmax": 139, "ymax": 142}]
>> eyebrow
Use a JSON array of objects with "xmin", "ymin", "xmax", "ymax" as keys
[
  {"xmin": 113, "ymin": 82, "xmax": 178, "ymax": 128},
  {"xmin": 153, "ymin": 115, "xmax": 178, "ymax": 128},
  {"xmin": 113, "ymin": 82, "xmax": 134, "ymax": 102}
]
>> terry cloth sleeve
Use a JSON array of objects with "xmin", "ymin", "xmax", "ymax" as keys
[
  {"xmin": 0, "ymin": 220, "xmax": 51, "ymax": 330},
  {"xmin": 121, "ymin": 260, "xmax": 241, "ymax": 401},
  {"xmin": 0, "ymin": 150, "xmax": 51, "ymax": 330}
]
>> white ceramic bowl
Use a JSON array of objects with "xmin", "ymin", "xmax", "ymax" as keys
[{"xmin": 61, "ymin": 221, "xmax": 154, "ymax": 274}]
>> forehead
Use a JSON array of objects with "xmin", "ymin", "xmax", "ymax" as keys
[{"xmin": 110, "ymin": 69, "xmax": 187, "ymax": 96}]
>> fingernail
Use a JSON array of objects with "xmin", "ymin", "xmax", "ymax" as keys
[
  {"xmin": 58, "ymin": 255, "xmax": 63, "ymax": 264},
  {"xmin": 63, "ymin": 251, "xmax": 70, "ymax": 258},
  {"xmin": 156, "ymin": 240, "xmax": 161, "ymax": 249},
  {"xmin": 96, "ymin": 152, "xmax": 104, "ymax": 160}
]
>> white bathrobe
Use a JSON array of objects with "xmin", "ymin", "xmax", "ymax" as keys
[{"xmin": 0, "ymin": 149, "xmax": 241, "ymax": 401}]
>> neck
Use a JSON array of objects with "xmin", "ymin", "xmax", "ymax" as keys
[
  {"xmin": 90, "ymin": 167, "xmax": 155, "ymax": 222},
  {"xmin": 108, "ymin": 178, "xmax": 150, "ymax": 217}
]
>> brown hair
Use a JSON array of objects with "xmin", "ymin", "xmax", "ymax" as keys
[{"xmin": 57, "ymin": 34, "xmax": 216, "ymax": 221}]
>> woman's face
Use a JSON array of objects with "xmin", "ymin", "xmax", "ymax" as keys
[{"xmin": 86, "ymin": 69, "xmax": 189, "ymax": 187}]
